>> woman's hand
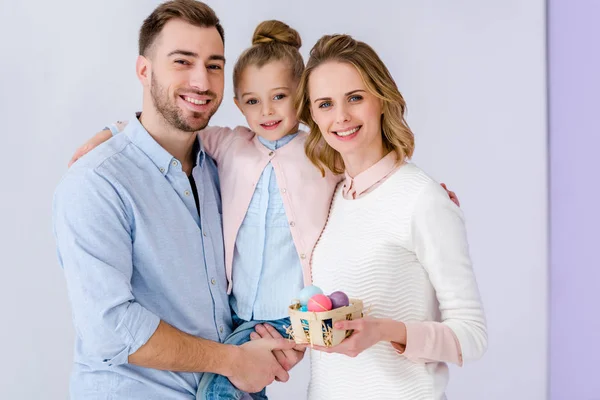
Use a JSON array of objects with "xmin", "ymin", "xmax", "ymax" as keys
[
  {"xmin": 68, "ymin": 129, "xmax": 112, "ymax": 167},
  {"xmin": 311, "ymin": 317, "xmax": 406, "ymax": 358}
]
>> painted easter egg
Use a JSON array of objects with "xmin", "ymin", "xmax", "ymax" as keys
[
  {"xmin": 329, "ymin": 291, "xmax": 350, "ymax": 309},
  {"xmin": 308, "ymin": 294, "xmax": 333, "ymax": 312},
  {"xmin": 297, "ymin": 285, "xmax": 323, "ymax": 306}
]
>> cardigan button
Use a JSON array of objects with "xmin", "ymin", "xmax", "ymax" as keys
[
  {"xmin": 281, "ymin": 188, "xmax": 287, "ymax": 193},
  {"xmin": 289, "ymin": 221, "xmax": 295, "ymax": 227},
  {"xmin": 300, "ymin": 254, "xmax": 306, "ymax": 259},
  {"xmin": 268, "ymin": 151, "xmax": 274, "ymax": 156}
]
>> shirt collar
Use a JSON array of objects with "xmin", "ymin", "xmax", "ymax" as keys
[
  {"xmin": 257, "ymin": 131, "xmax": 299, "ymax": 151},
  {"xmin": 125, "ymin": 114, "xmax": 206, "ymax": 176},
  {"xmin": 343, "ymin": 151, "xmax": 399, "ymax": 199}
]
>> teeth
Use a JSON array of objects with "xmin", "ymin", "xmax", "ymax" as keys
[
  {"xmin": 263, "ymin": 121, "xmax": 279, "ymax": 126},
  {"xmin": 336, "ymin": 127, "xmax": 360, "ymax": 137},
  {"xmin": 184, "ymin": 96, "xmax": 208, "ymax": 105}
]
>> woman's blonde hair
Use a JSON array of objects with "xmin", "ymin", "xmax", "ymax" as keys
[
  {"xmin": 233, "ymin": 20, "xmax": 304, "ymax": 97},
  {"xmin": 296, "ymin": 34, "xmax": 415, "ymax": 176}
]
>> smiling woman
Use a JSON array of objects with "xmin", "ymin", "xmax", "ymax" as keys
[
  {"xmin": 295, "ymin": 34, "xmax": 487, "ymax": 400},
  {"xmin": 298, "ymin": 37, "xmax": 414, "ymax": 178}
]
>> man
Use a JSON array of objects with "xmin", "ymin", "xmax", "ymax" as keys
[{"xmin": 53, "ymin": 1, "xmax": 300, "ymax": 399}]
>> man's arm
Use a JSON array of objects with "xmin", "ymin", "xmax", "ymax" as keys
[
  {"xmin": 53, "ymin": 168, "xmax": 295, "ymax": 392},
  {"xmin": 127, "ymin": 320, "xmax": 231, "ymax": 372},
  {"xmin": 130, "ymin": 320, "xmax": 296, "ymax": 392},
  {"xmin": 54, "ymin": 168, "xmax": 161, "ymax": 368}
]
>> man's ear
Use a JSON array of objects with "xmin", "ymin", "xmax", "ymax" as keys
[{"xmin": 136, "ymin": 55, "xmax": 151, "ymax": 87}]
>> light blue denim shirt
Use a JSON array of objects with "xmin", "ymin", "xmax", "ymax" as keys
[
  {"xmin": 53, "ymin": 116, "xmax": 232, "ymax": 400},
  {"xmin": 230, "ymin": 133, "xmax": 305, "ymax": 321}
]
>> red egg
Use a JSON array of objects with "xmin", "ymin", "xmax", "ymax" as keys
[{"xmin": 307, "ymin": 294, "xmax": 333, "ymax": 312}]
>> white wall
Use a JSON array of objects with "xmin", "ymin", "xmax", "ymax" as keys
[{"xmin": 0, "ymin": 1, "xmax": 547, "ymax": 399}]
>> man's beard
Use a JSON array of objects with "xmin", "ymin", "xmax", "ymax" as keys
[{"xmin": 150, "ymin": 74, "xmax": 219, "ymax": 132}]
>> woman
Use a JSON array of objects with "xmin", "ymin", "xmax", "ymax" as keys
[{"xmin": 254, "ymin": 34, "xmax": 487, "ymax": 400}]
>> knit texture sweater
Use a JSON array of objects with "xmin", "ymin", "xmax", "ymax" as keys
[{"xmin": 309, "ymin": 163, "xmax": 487, "ymax": 400}]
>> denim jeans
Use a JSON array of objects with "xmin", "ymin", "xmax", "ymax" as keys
[{"xmin": 196, "ymin": 315, "xmax": 291, "ymax": 400}]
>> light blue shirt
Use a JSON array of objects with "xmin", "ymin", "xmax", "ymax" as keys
[
  {"xmin": 230, "ymin": 133, "xmax": 305, "ymax": 321},
  {"xmin": 53, "ymin": 116, "xmax": 232, "ymax": 400}
]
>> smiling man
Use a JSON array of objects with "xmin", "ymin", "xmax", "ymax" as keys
[{"xmin": 52, "ymin": 1, "xmax": 295, "ymax": 399}]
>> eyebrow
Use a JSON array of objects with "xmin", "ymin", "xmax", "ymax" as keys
[
  {"xmin": 167, "ymin": 50, "xmax": 226, "ymax": 63},
  {"xmin": 313, "ymin": 89, "xmax": 366, "ymax": 103},
  {"xmin": 241, "ymin": 87, "xmax": 290, "ymax": 97}
]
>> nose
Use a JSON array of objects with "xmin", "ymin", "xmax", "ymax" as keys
[
  {"xmin": 189, "ymin": 65, "xmax": 210, "ymax": 92},
  {"xmin": 261, "ymin": 100, "xmax": 274, "ymax": 116},
  {"xmin": 335, "ymin": 103, "xmax": 351, "ymax": 125}
]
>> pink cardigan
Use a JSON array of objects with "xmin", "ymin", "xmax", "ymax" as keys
[{"xmin": 198, "ymin": 126, "xmax": 341, "ymax": 294}]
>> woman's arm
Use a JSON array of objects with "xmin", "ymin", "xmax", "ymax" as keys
[{"xmin": 403, "ymin": 180, "xmax": 488, "ymax": 364}]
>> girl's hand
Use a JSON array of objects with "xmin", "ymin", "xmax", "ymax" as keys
[
  {"xmin": 68, "ymin": 129, "xmax": 112, "ymax": 167},
  {"xmin": 312, "ymin": 317, "xmax": 404, "ymax": 358},
  {"xmin": 440, "ymin": 183, "xmax": 460, "ymax": 207}
]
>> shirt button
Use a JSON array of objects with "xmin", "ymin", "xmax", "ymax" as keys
[
  {"xmin": 289, "ymin": 221, "xmax": 295, "ymax": 227},
  {"xmin": 219, "ymin": 326, "xmax": 224, "ymax": 334},
  {"xmin": 281, "ymin": 188, "xmax": 287, "ymax": 193},
  {"xmin": 268, "ymin": 151, "xmax": 274, "ymax": 156},
  {"xmin": 203, "ymin": 231, "xmax": 207, "ymax": 237},
  {"xmin": 211, "ymin": 278, "xmax": 216, "ymax": 285},
  {"xmin": 172, "ymin": 160, "xmax": 178, "ymax": 166},
  {"xmin": 159, "ymin": 167, "xmax": 165, "ymax": 173},
  {"xmin": 184, "ymin": 190, "xmax": 190, "ymax": 196}
]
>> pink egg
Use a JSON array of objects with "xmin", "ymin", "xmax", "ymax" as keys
[{"xmin": 307, "ymin": 294, "xmax": 333, "ymax": 312}]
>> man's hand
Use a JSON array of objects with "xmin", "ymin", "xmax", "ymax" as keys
[
  {"xmin": 227, "ymin": 338, "xmax": 296, "ymax": 393},
  {"xmin": 250, "ymin": 323, "xmax": 306, "ymax": 376}
]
